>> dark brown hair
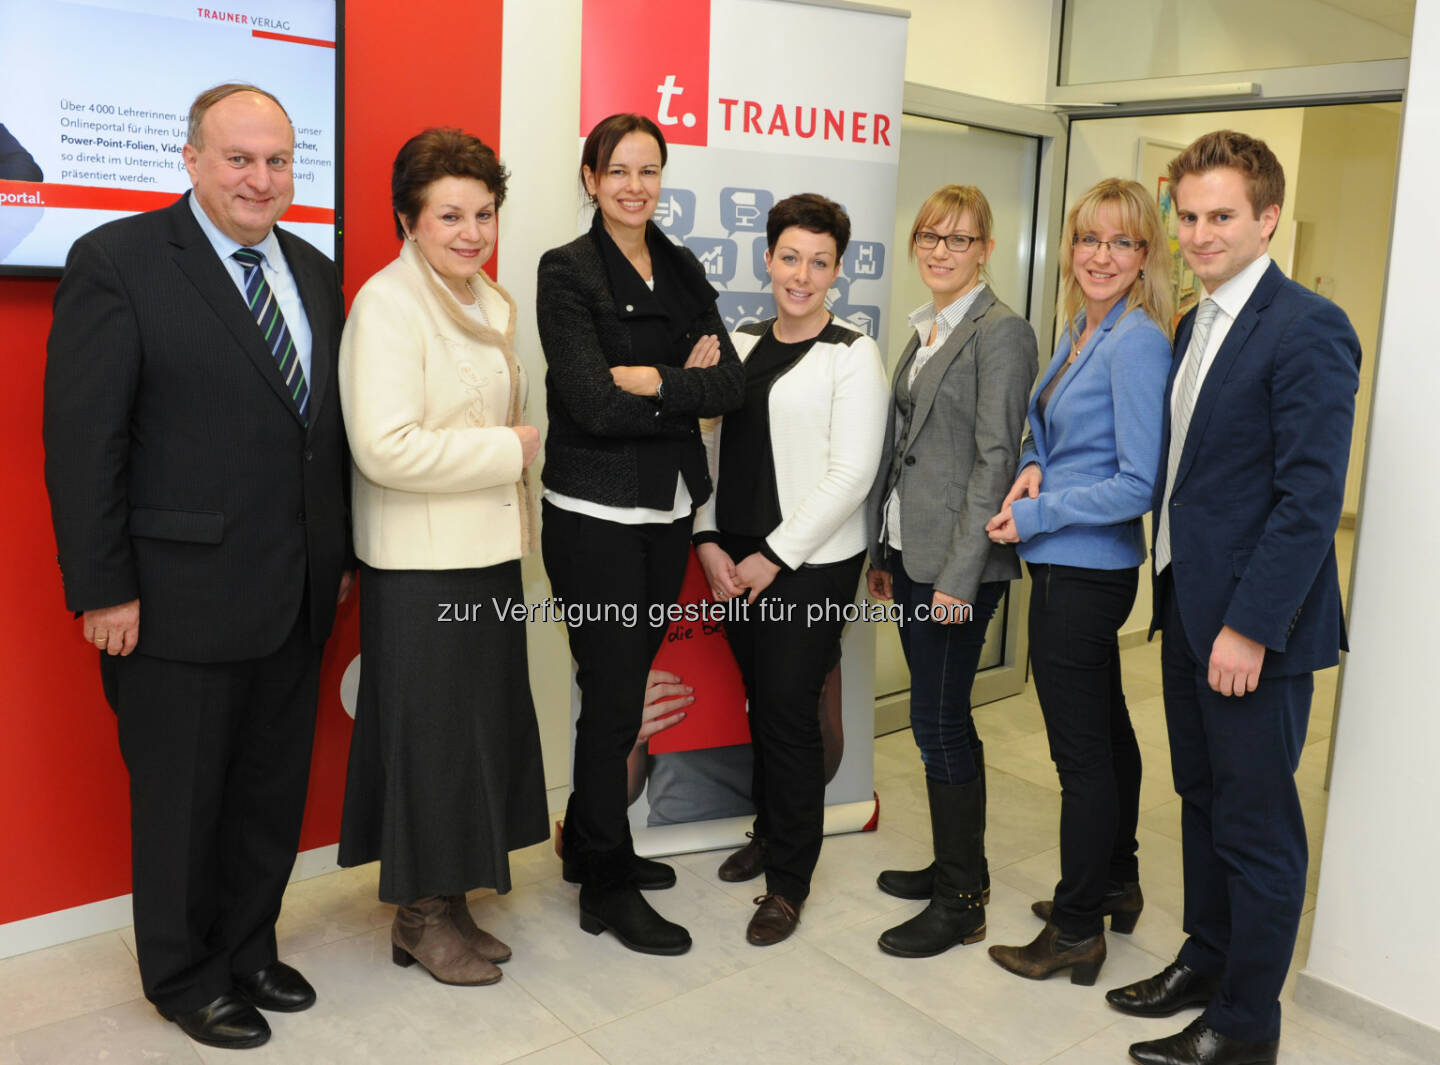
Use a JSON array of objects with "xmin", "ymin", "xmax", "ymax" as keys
[
  {"xmin": 579, "ymin": 113, "xmax": 667, "ymax": 202},
  {"xmin": 392, "ymin": 128, "xmax": 510, "ymax": 239},
  {"xmin": 187, "ymin": 83, "xmax": 291, "ymax": 148},
  {"xmin": 765, "ymin": 193, "xmax": 851, "ymax": 257},
  {"xmin": 1168, "ymin": 129, "xmax": 1285, "ymax": 217}
]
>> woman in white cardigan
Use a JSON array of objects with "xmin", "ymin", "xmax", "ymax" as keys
[
  {"xmin": 694, "ymin": 194, "xmax": 887, "ymax": 946},
  {"xmin": 336, "ymin": 129, "xmax": 547, "ymax": 987}
]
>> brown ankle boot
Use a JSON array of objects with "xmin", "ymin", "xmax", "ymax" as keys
[
  {"xmin": 392, "ymin": 897, "xmax": 502, "ymax": 985},
  {"xmin": 445, "ymin": 895, "xmax": 512, "ymax": 963},
  {"xmin": 988, "ymin": 922, "xmax": 1106, "ymax": 985}
]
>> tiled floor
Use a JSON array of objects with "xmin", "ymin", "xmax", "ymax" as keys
[{"xmin": 0, "ymin": 639, "xmax": 1413, "ymax": 1065}]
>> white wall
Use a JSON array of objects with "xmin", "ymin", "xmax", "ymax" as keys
[
  {"xmin": 1301, "ymin": 0, "xmax": 1440, "ymax": 1038},
  {"xmin": 864, "ymin": 0, "xmax": 1054, "ymax": 105}
]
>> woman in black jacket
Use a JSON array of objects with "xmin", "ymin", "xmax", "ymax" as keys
[{"xmin": 537, "ymin": 113, "xmax": 743, "ymax": 955}]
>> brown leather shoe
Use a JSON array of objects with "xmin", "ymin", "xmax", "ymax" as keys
[
  {"xmin": 718, "ymin": 833, "xmax": 766, "ymax": 882},
  {"xmin": 1032, "ymin": 881, "xmax": 1143, "ymax": 934},
  {"xmin": 746, "ymin": 893, "xmax": 800, "ymax": 946},
  {"xmin": 392, "ymin": 897, "xmax": 502, "ymax": 986},
  {"xmin": 446, "ymin": 895, "xmax": 512, "ymax": 963},
  {"xmin": 988, "ymin": 922, "xmax": 1106, "ymax": 985}
]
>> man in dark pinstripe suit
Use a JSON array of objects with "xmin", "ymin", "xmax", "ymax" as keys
[{"xmin": 42, "ymin": 83, "xmax": 351, "ymax": 1051}]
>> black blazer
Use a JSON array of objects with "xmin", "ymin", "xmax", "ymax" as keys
[
  {"xmin": 1151, "ymin": 261, "xmax": 1360, "ymax": 676},
  {"xmin": 43, "ymin": 193, "xmax": 350, "ymax": 662},
  {"xmin": 536, "ymin": 217, "xmax": 743, "ymax": 510}
]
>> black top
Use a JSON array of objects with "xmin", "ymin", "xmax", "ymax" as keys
[
  {"xmin": 1036, "ymin": 355, "xmax": 1071, "ymax": 416},
  {"xmin": 715, "ymin": 329, "xmax": 818, "ymax": 538},
  {"xmin": 536, "ymin": 213, "xmax": 744, "ymax": 510}
]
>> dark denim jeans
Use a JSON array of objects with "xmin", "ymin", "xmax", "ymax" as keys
[{"xmin": 889, "ymin": 551, "xmax": 1005, "ymax": 785}]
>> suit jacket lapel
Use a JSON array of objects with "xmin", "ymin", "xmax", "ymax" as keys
[
  {"xmin": 1174, "ymin": 263, "xmax": 1282, "ymax": 488},
  {"xmin": 907, "ymin": 287, "xmax": 993, "ymax": 437},
  {"xmin": 166, "ymin": 198, "xmax": 308, "ymax": 427}
]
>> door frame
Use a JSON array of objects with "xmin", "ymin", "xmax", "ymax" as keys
[{"xmin": 874, "ymin": 85, "xmax": 1068, "ymax": 735}]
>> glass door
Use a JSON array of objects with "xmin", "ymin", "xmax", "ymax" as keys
[{"xmin": 873, "ymin": 88, "xmax": 1067, "ymax": 735}]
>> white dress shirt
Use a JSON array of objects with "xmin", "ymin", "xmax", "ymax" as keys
[
  {"xmin": 188, "ymin": 193, "xmax": 313, "ymax": 388},
  {"xmin": 1172, "ymin": 252, "xmax": 1272, "ymax": 419}
]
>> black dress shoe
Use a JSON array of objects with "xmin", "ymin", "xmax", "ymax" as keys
[
  {"xmin": 718, "ymin": 833, "xmax": 765, "ymax": 882},
  {"xmin": 563, "ymin": 854, "xmax": 677, "ymax": 890},
  {"xmin": 162, "ymin": 991, "xmax": 271, "ymax": 1049},
  {"xmin": 234, "ymin": 960, "xmax": 317, "ymax": 1012},
  {"xmin": 1107, "ymin": 961, "xmax": 1220, "ymax": 1017},
  {"xmin": 1129, "ymin": 1017, "xmax": 1278, "ymax": 1065}
]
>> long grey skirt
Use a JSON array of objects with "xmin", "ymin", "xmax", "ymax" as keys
[{"xmin": 338, "ymin": 561, "xmax": 548, "ymax": 903}]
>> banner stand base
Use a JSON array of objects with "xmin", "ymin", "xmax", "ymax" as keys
[{"xmin": 631, "ymin": 796, "xmax": 879, "ymax": 859}]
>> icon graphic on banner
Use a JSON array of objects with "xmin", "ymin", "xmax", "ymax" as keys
[
  {"xmin": 717, "ymin": 292, "xmax": 776, "ymax": 332},
  {"xmin": 832, "ymin": 304, "xmax": 882, "ymax": 339},
  {"xmin": 751, "ymin": 237, "xmax": 770, "ymax": 286},
  {"xmin": 684, "ymin": 237, "xmax": 738, "ymax": 285},
  {"xmin": 720, "ymin": 187, "xmax": 773, "ymax": 233},
  {"xmin": 655, "ymin": 74, "xmax": 698, "ymax": 129},
  {"xmin": 844, "ymin": 241, "xmax": 885, "ymax": 280},
  {"xmin": 652, "ymin": 189, "xmax": 695, "ymax": 237}
]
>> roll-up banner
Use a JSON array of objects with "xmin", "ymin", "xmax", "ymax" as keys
[{"xmin": 576, "ymin": 0, "xmax": 908, "ymax": 857}]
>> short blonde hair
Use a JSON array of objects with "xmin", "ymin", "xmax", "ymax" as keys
[
  {"xmin": 1059, "ymin": 178, "xmax": 1174, "ymax": 344},
  {"xmin": 908, "ymin": 184, "xmax": 994, "ymax": 283}
]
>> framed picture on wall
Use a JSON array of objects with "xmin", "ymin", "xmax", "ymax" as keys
[{"xmin": 1135, "ymin": 137, "xmax": 1201, "ymax": 325}]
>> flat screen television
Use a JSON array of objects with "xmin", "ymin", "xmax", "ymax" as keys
[{"xmin": 0, "ymin": 0, "xmax": 342, "ymax": 276}]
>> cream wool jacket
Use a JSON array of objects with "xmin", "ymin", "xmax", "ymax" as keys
[
  {"xmin": 340, "ymin": 240, "xmax": 537, "ymax": 569},
  {"xmin": 694, "ymin": 318, "xmax": 888, "ymax": 568}
]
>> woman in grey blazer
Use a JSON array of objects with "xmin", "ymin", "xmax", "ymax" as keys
[{"xmin": 866, "ymin": 184, "xmax": 1038, "ymax": 958}]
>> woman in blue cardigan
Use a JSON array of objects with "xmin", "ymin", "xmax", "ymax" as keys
[{"xmin": 984, "ymin": 178, "xmax": 1172, "ymax": 984}]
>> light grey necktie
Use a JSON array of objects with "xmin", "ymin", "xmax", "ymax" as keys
[{"xmin": 1154, "ymin": 298, "xmax": 1220, "ymax": 573}]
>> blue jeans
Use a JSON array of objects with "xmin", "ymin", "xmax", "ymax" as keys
[{"xmin": 889, "ymin": 551, "xmax": 1006, "ymax": 785}]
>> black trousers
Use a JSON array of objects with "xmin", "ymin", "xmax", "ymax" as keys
[
  {"xmin": 720, "ymin": 535, "xmax": 863, "ymax": 903},
  {"xmin": 1160, "ymin": 573, "xmax": 1311, "ymax": 1043},
  {"xmin": 101, "ymin": 608, "xmax": 322, "ymax": 1015},
  {"xmin": 541, "ymin": 502, "xmax": 691, "ymax": 884},
  {"xmin": 1027, "ymin": 562, "xmax": 1141, "ymax": 938}
]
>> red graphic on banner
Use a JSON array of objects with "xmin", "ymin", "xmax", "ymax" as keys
[
  {"xmin": 647, "ymin": 550, "xmax": 750, "ymax": 754},
  {"xmin": 0, "ymin": 181, "xmax": 334, "ymax": 223},
  {"xmin": 580, "ymin": 0, "xmax": 710, "ymax": 147}
]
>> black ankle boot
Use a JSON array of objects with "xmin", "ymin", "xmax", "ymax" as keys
[
  {"xmin": 579, "ymin": 883, "xmax": 691, "ymax": 955},
  {"xmin": 878, "ymin": 776, "xmax": 987, "ymax": 957}
]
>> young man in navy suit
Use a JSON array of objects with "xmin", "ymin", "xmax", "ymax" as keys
[
  {"xmin": 1104, "ymin": 132, "xmax": 1360, "ymax": 1065},
  {"xmin": 43, "ymin": 84, "xmax": 351, "ymax": 1051}
]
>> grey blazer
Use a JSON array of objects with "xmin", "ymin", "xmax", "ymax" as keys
[{"xmin": 866, "ymin": 287, "xmax": 1038, "ymax": 604}]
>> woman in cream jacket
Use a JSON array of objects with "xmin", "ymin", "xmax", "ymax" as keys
[{"xmin": 336, "ymin": 129, "xmax": 547, "ymax": 988}]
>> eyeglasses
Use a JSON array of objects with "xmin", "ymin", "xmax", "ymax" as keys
[
  {"xmin": 1073, "ymin": 233, "xmax": 1147, "ymax": 256},
  {"xmin": 915, "ymin": 231, "xmax": 980, "ymax": 252}
]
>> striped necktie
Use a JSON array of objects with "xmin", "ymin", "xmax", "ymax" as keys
[
  {"xmin": 232, "ymin": 247, "xmax": 308, "ymax": 422},
  {"xmin": 1154, "ymin": 298, "xmax": 1220, "ymax": 573}
]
